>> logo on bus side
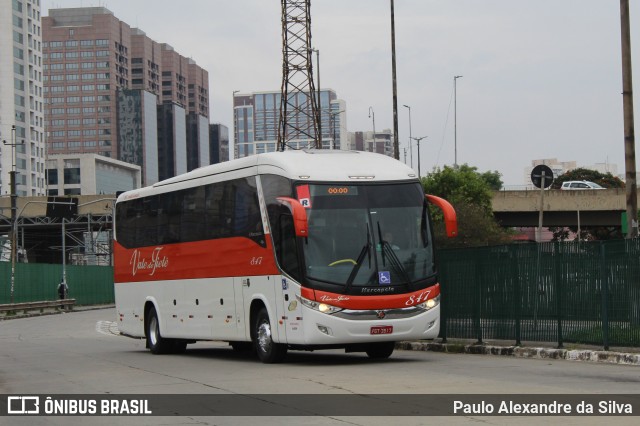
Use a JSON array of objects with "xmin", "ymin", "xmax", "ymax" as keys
[
  {"xmin": 130, "ymin": 247, "xmax": 169, "ymax": 276},
  {"xmin": 319, "ymin": 295, "xmax": 350, "ymax": 303}
]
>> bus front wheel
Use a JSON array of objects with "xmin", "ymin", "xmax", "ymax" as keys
[
  {"xmin": 365, "ymin": 342, "xmax": 395, "ymax": 359},
  {"xmin": 146, "ymin": 306, "xmax": 173, "ymax": 355},
  {"xmin": 253, "ymin": 307, "xmax": 287, "ymax": 363}
]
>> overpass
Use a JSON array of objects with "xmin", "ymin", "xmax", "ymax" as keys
[{"xmin": 492, "ymin": 188, "xmax": 633, "ymax": 227}]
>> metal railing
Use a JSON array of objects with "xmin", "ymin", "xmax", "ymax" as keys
[
  {"xmin": 0, "ymin": 299, "xmax": 75, "ymax": 316},
  {"xmin": 438, "ymin": 239, "xmax": 640, "ymax": 349}
]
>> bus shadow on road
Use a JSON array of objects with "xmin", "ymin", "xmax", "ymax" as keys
[{"xmin": 167, "ymin": 345, "xmax": 424, "ymax": 366}]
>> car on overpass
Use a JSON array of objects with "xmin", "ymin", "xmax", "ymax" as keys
[{"xmin": 560, "ymin": 181, "xmax": 604, "ymax": 190}]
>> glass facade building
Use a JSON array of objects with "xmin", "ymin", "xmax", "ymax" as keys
[{"xmin": 234, "ymin": 89, "xmax": 347, "ymax": 158}]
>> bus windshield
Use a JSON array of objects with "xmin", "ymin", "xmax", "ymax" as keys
[{"xmin": 298, "ymin": 182, "xmax": 434, "ymax": 289}]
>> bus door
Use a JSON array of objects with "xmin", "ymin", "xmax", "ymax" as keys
[
  {"xmin": 272, "ymin": 210, "xmax": 306, "ymax": 345},
  {"xmin": 278, "ymin": 275, "xmax": 304, "ymax": 344}
]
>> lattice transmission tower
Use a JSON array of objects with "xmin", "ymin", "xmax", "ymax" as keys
[{"xmin": 278, "ymin": 0, "xmax": 320, "ymax": 151}]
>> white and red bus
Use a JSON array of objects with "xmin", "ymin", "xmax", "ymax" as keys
[{"xmin": 114, "ymin": 150, "xmax": 457, "ymax": 363}]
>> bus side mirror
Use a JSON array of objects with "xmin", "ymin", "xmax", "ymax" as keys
[
  {"xmin": 426, "ymin": 194, "xmax": 458, "ymax": 238},
  {"xmin": 276, "ymin": 197, "xmax": 309, "ymax": 237}
]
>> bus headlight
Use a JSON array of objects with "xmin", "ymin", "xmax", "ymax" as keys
[
  {"xmin": 298, "ymin": 295, "xmax": 343, "ymax": 315},
  {"xmin": 417, "ymin": 294, "xmax": 440, "ymax": 311}
]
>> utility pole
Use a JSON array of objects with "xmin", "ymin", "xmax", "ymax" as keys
[
  {"xmin": 620, "ymin": 0, "xmax": 638, "ymax": 238},
  {"xmin": 312, "ymin": 47, "xmax": 322, "ymax": 147},
  {"xmin": 390, "ymin": 0, "xmax": 400, "ymax": 160}
]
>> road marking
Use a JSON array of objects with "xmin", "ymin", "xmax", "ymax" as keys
[{"xmin": 95, "ymin": 320, "xmax": 121, "ymax": 336}]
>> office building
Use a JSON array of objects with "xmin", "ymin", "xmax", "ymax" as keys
[
  {"xmin": 233, "ymin": 89, "xmax": 347, "ymax": 158},
  {"xmin": 46, "ymin": 153, "xmax": 141, "ymax": 195},
  {"xmin": 348, "ymin": 129, "xmax": 394, "ymax": 157},
  {"xmin": 1, "ymin": 0, "xmax": 46, "ymax": 196},
  {"xmin": 42, "ymin": 7, "xmax": 210, "ymax": 185}
]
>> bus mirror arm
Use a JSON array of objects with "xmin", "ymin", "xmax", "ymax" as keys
[
  {"xmin": 426, "ymin": 194, "xmax": 458, "ymax": 238},
  {"xmin": 276, "ymin": 197, "xmax": 309, "ymax": 237}
]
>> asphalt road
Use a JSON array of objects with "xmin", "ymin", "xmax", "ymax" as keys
[{"xmin": 0, "ymin": 308, "xmax": 638, "ymax": 426}]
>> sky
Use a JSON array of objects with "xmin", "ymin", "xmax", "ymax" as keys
[{"xmin": 45, "ymin": 0, "xmax": 640, "ymax": 186}]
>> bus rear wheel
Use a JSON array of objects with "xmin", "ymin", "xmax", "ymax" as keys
[
  {"xmin": 365, "ymin": 342, "xmax": 395, "ymax": 359},
  {"xmin": 253, "ymin": 307, "xmax": 287, "ymax": 363}
]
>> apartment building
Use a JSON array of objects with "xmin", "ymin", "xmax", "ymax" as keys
[
  {"xmin": 1, "ymin": 0, "xmax": 46, "ymax": 196},
  {"xmin": 42, "ymin": 7, "xmax": 210, "ymax": 186}
]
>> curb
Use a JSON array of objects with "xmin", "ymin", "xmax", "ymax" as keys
[{"xmin": 397, "ymin": 341, "xmax": 640, "ymax": 366}]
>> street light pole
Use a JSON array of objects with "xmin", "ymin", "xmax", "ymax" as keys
[
  {"xmin": 3, "ymin": 125, "xmax": 23, "ymax": 304},
  {"xmin": 368, "ymin": 107, "xmax": 376, "ymax": 153},
  {"xmin": 411, "ymin": 136, "xmax": 427, "ymax": 178},
  {"xmin": 403, "ymin": 104, "xmax": 412, "ymax": 169},
  {"xmin": 390, "ymin": 0, "xmax": 400, "ymax": 160},
  {"xmin": 454, "ymin": 75, "xmax": 463, "ymax": 167}
]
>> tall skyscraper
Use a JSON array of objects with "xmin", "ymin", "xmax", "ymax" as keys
[
  {"xmin": 1, "ymin": 0, "xmax": 46, "ymax": 196},
  {"xmin": 42, "ymin": 7, "xmax": 210, "ymax": 185},
  {"xmin": 209, "ymin": 123, "xmax": 229, "ymax": 164},
  {"xmin": 233, "ymin": 89, "xmax": 347, "ymax": 158}
]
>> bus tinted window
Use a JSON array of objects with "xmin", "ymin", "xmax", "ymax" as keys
[{"xmin": 116, "ymin": 177, "xmax": 265, "ymax": 248}]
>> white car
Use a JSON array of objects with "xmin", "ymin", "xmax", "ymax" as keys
[{"xmin": 560, "ymin": 181, "xmax": 605, "ymax": 190}]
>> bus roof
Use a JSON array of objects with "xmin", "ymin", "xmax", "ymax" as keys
[{"xmin": 118, "ymin": 150, "xmax": 417, "ymax": 201}]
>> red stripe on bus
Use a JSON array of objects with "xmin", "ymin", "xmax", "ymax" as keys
[
  {"xmin": 301, "ymin": 284, "xmax": 440, "ymax": 310},
  {"xmin": 114, "ymin": 238, "xmax": 279, "ymax": 283}
]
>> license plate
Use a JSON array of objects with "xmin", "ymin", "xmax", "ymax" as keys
[{"xmin": 370, "ymin": 325, "xmax": 393, "ymax": 335}]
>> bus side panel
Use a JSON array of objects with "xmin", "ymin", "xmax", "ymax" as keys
[
  {"xmin": 116, "ymin": 278, "xmax": 242, "ymax": 341},
  {"xmin": 114, "ymin": 281, "xmax": 156, "ymax": 338},
  {"xmin": 113, "ymin": 239, "xmax": 279, "ymax": 284},
  {"xmin": 182, "ymin": 278, "xmax": 238, "ymax": 340}
]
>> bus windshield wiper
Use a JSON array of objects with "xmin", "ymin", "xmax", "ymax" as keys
[
  {"xmin": 377, "ymin": 222, "xmax": 411, "ymax": 284},
  {"xmin": 377, "ymin": 222, "xmax": 386, "ymax": 267},
  {"xmin": 382, "ymin": 241, "xmax": 412, "ymax": 284},
  {"xmin": 346, "ymin": 224, "xmax": 372, "ymax": 289}
]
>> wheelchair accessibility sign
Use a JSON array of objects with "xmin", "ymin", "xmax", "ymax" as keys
[{"xmin": 378, "ymin": 271, "xmax": 391, "ymax": 285}]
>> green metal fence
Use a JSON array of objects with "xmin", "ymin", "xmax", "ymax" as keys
[
  {"xmin": 0, "ymin": 263, "xmax": 114, "ymax": 306},
  {"xmin": 2, "ymin": 240, "xmax": 639, "ymax": 349},
  {"xmin": 438, "ymin": 239, "xmax": 640, "ymax": 349}
]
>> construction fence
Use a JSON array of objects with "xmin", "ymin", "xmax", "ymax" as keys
[{"xmin": 0, "ymin": 263, "xmax": 114, "ymax": 306}]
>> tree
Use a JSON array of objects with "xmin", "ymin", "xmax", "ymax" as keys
[
  {"xmin": 549, "ymin": 168, "xmax": 625, "ymax": 241},
  {"xmin": 423, "ymin": 165, "xmax": 512, "ymax": 248},
  {"xmin": 550, "ymin": 167, "xmax": 624, "ymax": 189}
]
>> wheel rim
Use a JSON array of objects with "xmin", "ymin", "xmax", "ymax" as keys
[
  {"xmin": 149, "ymin": 315, "xmax": 158, "ymax": 346},
  {"xmin": 257, "ymin": 320, "xmax": 272, "ymax": 354}
]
